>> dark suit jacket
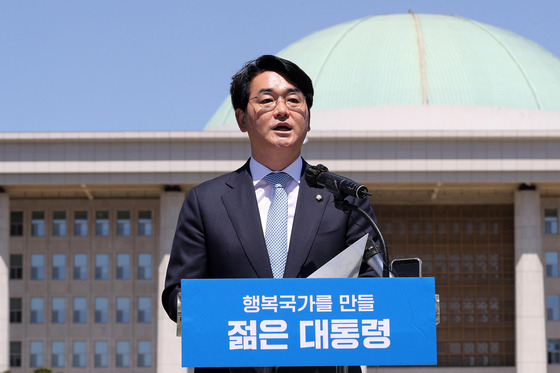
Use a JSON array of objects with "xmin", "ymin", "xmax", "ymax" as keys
[{"xmin": 162, "ymin": 159, "xmax": 378, "ymax": 372}]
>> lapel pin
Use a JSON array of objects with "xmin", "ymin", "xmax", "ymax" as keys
[{"xmin": 315, "ymin": 194, "xmax": 323, "ymax": 202}]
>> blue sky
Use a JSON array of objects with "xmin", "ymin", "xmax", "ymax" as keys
[{"xmin": 1, "ymin": 1, "xmax": 558, "ymax": 133}]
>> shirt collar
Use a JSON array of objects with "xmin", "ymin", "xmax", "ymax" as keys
[{"xmin": 250, "ymin": 157, "xmax": 302, "ymax": 184}]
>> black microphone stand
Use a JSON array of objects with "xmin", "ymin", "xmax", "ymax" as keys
[
  {"xmin": 333, "ymin": 194, "xmax": 390, "ymax": 373},
  {"xmin": 332, "ymin": 195, "xmax": 390, "ymax": 278},
  {"xmin": 333, "ymin": 193, "xmax": 389, "ymax": 373}
]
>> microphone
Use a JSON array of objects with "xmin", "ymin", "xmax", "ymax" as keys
[{"xmin": 305, "ymin": 164, "xmax": 371, "ymax": 199}]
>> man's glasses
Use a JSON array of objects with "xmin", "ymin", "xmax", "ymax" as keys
[{"xmin": 249, "ymin": 92, "xmax": 305, "ymax": 111}]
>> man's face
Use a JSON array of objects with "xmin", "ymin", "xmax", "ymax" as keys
[{"xmin": 235, "ymin": 71, "xmax": 310, "ymax": 163}]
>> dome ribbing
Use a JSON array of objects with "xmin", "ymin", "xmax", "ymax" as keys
[{"xmin": 205, "ymin": 13, "xmax": 560, "ymax": 131}]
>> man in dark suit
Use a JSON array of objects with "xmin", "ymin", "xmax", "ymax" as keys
[{"xmin": 162, "ymin": 55, "xmax": 379, "ymax": 373}]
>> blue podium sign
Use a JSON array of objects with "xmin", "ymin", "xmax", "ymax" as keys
[{"xmin": 181, "ymin": 278, "xmax": 436, "ymax": 367}]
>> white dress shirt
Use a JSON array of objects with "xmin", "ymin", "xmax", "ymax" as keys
[{"xmin": 250, "ymin": 157, "xmax": 302, "ymax": 251}]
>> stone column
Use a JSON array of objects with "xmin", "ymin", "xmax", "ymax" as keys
[
  {"xmin": 0, "ymin": 192, "xmax": 9, "ymax": 371},
  {"xmin": 514, "ymin": 189, "xmax": 547, "ymax": 372},
  {"xmin": 157, "ymin": 189, "xmax": 190, "ymax": 373}
]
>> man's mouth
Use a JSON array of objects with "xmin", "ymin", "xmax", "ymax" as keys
[{"xmin": 273, "ymin": 125, "xmax": 291, "ymax": 131}]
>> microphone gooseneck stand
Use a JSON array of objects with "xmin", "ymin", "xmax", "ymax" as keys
[
  {"xmin": 304, "ymin": 164, "xmax": 390, "ymax": 277},
  {"xmin": 332, "ymin": 195, "xmax": 391, "ymax": 373},
  {"xmin": 332, "ymin": 196, "xmax": 391, "ymax": 278}
]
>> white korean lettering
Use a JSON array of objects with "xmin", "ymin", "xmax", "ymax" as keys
[
  {"xmin": 330, "ymin": 319, "xmax": 359, "ymax": 349},
  {"xmin": 357, "ymin": 294, "xmax": 374, "ymax": 312},
  {"xmin": 316, "ymin": 295, "xmax": 333, "ymax": 312},
  {"xmin": 279, "ymin": 295, "xmax": 296, "ymax": 312},
  {"xmin": 300, "ymin": 319, "xmax": 329, "ymax": 349},
  {"xmin": 243, "ymin": 295, "xmax": 260, "ymax": 313},
  {"xmin": 228, "ymin": 320, "xmax": 257, "ymax": 350},
  {"xmin": 261, "ymin": 296, "xmax": 279, "ymax": 312},
  {"xmin": 297, "ymin": 295, "xmax": 310, "ymax": 311},
  {"xmin": 259, "ymin": 320, "xmax": 288, "ymax": 350},
  {"xmin": 339, "ymin": 295, "xmax": 355, "ymax": 312},
  {"xmin": 362, "ymin": 319, "xmax": 391, "ymax": 348}
]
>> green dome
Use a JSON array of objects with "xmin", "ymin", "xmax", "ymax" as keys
[{"xmin": 205, "ymin": 13, "xmax": 560, "ymax": 131}]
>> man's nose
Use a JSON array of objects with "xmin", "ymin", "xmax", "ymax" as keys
[{"xmin": 274, "ymin": 97, "xmax": 289, "ymax": 115}]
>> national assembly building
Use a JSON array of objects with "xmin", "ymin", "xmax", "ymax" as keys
[{"xmin": 1, "ymin": 13, "xmax": 560, "ymax": 373}]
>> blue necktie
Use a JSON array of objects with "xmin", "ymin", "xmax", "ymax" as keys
[{"xmin": 263, "ymin": 172, "xmax": 291, "ymax": 278}]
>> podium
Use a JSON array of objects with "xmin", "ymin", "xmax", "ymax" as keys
[
  {"xmin": 180, "ymin": 277, "xmax": 437, "ymax": 367},
  {"xmin": 179, "ymin": 235, "xmax": 437, "ymax": 367}
]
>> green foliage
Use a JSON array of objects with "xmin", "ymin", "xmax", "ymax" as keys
[
  {"xmin": 33, "ymin": 368, "xmax": 53, "ymax": 373},
  {"xmin": 29, "ymin": 368, "xmax": 63, "ymax": 373}
]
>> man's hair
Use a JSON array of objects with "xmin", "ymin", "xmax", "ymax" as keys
[{"xmin": 230, "ymin": 55, "xmax": 314, "ymax": 112}]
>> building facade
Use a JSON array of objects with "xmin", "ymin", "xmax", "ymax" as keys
[
  {"xmin": 1, "ymin": 129, "xmax": 560, "ymax": 373},
  {"xmin": 6, "ymin": 198, "xmax": 158, "ymax": 371}
]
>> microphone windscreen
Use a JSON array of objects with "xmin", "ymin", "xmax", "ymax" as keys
[{"xmin": 304, "ymin": 164, "xmax": 328, "ymax": 188}]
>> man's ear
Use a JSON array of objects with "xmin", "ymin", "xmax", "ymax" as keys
[
  {"xmin": 235, "ymin": 108, "xmax": 247, "ymax": 132},
  {"xmin": 307, "ymin": 111, "xmax": 311, "ymax": 131}
]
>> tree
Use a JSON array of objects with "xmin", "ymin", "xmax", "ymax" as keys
[{"xmin": 32, "ymin": 368, "xmax": 53, "ymax": 373}]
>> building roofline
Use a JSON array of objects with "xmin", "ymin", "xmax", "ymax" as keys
[{"xmin": 2, "ymin": 129, "xmax": 560, "ymax": 143}]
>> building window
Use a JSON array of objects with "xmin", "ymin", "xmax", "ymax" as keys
[
  {"xmin": 10, "ymin": 254, "xmax": 23, "ymax": 279},
  {"xmin": 31, "ymin": 211, "xmax": 45, "ymax": 236},
  {"xmin": 138, "ymin": 210, "xmax": 152, "ymax": 236},
  {"xmin": 72, "ymin": 341, "xmax": 87, "ymax": 367},
  {"xmin": 548, "ymin": 295, "xmax": 560, "ymax": 321},
  {"xmin": 10, "ymin": 341, "xmax": 22, "ymax": 367},
  {"xmin": 117, "ymin": 254, "xmax": 130, "ymax": 279},
  {"xmin": 138, "ymin": 341, "xmax": 152, "ymax": 367},
  {"xmin": 375, "ymin": 204, "xmax": 515, "ymax": 366},
  {"xmin": 30, "ymin": 297, "xmax": 44, "ymax": 324},
  {"xmin": 138, "ymin": 297, "xmax": 151, "ymax": 323},
  {"xmin": 95, "ymin": 254, "xmax": 109, "ymax": 280},
  {"xmin": 73, "ymin": 254, "xmax": 87, "ymax": 280},
  {"xmin": 30, "ymin": 341, "xmax": 44, "ymax": 367},
  {"xmin": 51, "ymin": 341, "xmax": 65, "ymax": 368},
  {"xmin": 138, "ymin": 254, "xmax": 152, "ymax": 280},
  {"xmin": 116, "ymin": 297, "xmax": 130, "ymax": 323},
  {"xmin": 10, "ymin": 298, "xmax": 22, "ymax": 323},
  {"xmin": 95, "ymin": 297, "xmax": 108, "ymax": 323},
  {"xmin": 547, "ymin": 252, "xmax": 559, "ymax": 278},
  {"xmin": 52, "ymin": 297, "xmax": 65, "ymax": 324},
  {"xmin": 73, "ymin": 297, "xmax": 87, "ymax": 323},
  {"xmin": 96, "ymin": 211, "xmax": 109, "ymax": 236},
  {"xmin": 74, "ymin": 210, "xmax": 88, "ymax": 236},
  {"xmin": 546, "ymin": 209, "xmax": 559, "ymax": 234},
  {"xmin": 116, "ymin": 341, "xmax": 130, "ymax": 367},
  {"xmin": 94, "ymin": 341, "xmax": 108, "ymax": 367},
  {"xmin": 10, "ymin": 211, "xmax": 23, "ymax": 236},
  {"xmin": 52, "ymin": 254, "xmax": 66, "ymax": 280},
  {"xmin": 550, "ymin": 339, "xmax": 560, "ymax": 364},
  {"xmin": 117, "ymin": 211, "xmax": 131, "ymax": 236},
  {"xmin": 52, "ymin": 211, "xmax": 66, "ymax": 236},
  {"xmin": 31, "ymin": 254, "xmax": 45, "ymax": 280}
]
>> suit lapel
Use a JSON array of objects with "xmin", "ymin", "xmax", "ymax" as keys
[
  {"xmin": 283, "ymin": 163, "xmax": 331, "ymax": 278},
  {"xmin": 221, "ymin": 162, "xmax": 274, "ymax": 278}
]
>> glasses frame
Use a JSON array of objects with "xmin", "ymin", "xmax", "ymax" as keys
[{"xmin": 248, "ymin": 91, "xmax": 306, "ymax": 112}]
